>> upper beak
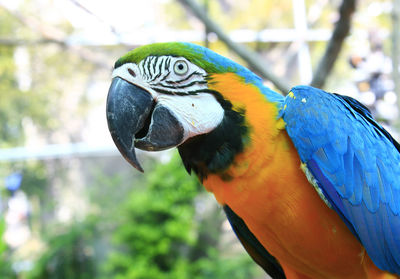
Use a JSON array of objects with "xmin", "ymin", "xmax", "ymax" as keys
[
  {"xmin": 106, "ymin": 77, "xmax": 184, "ymax": 172},
  {"xmin": 106, "ymin": 77, "xmax": 153, "ymax": 172}
]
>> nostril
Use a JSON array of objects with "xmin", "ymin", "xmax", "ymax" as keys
[{"xmin": 128, "ymin": 68, "xmax": 136, "ymax": 77}]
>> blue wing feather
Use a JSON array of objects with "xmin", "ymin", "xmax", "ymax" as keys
[{"xmin": 282, "ymin": 85, "xmax": 400, "ymax": 274}]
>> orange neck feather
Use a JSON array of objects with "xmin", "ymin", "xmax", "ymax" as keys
[
  {"xmin": 204, "ymin": 73, "xmax": 287, "ymax": 199},
  {"xmin": 202, "ymin": 73, "xmax": 388, "ymax": 279}
]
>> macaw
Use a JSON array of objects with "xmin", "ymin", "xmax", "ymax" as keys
[{"xmin": 106, "ymin": 42, "xmax": 400, "ymax": 279}]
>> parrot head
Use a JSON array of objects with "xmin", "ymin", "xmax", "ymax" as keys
[{"xmin": 106, "ymin": 42, "xmax": 283, "ymax": 177}]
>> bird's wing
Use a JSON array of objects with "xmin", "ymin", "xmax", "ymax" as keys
[
  {"xmin": 282, "ymin": 85, "xmax": 400, "ymax": 274},
  {"xmin": 223, "ymin": 205, "xmax": 286, "ymax": 279}
]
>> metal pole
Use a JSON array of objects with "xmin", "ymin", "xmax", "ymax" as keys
[
  {"xmin": 292, "ymin": 0, "xmax": 313, "ymax": 84},
  {"xmin": 0, "ymin": 143, "xmax": 118, "ymax": 162}
]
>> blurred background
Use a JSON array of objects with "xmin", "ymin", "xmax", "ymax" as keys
[{"xmin": 0, "ymin": 0, "xmax": 398, "ymax": 278}]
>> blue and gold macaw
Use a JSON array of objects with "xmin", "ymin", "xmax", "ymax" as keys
[{"xmin": 106, "ymin": 42, "xmax": 400, "ymax": 279}]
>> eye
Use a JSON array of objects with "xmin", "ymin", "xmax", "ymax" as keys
[{"xmin": 173, "ymin": 60, "xmax": 189, "ymax": 75}]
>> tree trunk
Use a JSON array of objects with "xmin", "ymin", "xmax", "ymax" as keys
[{"xmin": 311, "ymin": 0, "xmax": 357, "ymax": 88}]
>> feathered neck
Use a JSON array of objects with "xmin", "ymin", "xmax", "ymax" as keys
[{"xmin": 178, "ymin": 72, "xmax": 285, "ymax": 182}]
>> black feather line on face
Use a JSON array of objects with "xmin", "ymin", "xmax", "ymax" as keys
[
  {"xmin": 154, "ymin": 80, "xmax": 207, "ymax": 90},
  {"xmin": 152, "ymin": 88, "xmax": 199, "ymax": 96},
  {"xmin": 178, "ymin": 95, "xmax": 248, "ymax": 181},
  {"xmin": 142, "ymin": 56, "xmax": 151, "ymax": 80},
  {"xmin": 165, "ymin": 71, "xmax": 204, "ymax": 84},
  {"xmin": 149, "ymin": 58, "xmax": 163, "ymax": 82},
  {"xmin": 151, "ymin": 56, "xmax": 157, "ymax": 76},
  {"xmin": 159, "ymin": 71, "xmax": 171, "ymax": 82}
]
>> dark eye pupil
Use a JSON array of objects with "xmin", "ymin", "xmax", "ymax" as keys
[{"xmin": 178, "ymin": 64, "xmax": 184, "ymax": 70}]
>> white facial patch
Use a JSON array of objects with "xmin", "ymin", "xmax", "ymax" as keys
[
  {"xmin": 112, "ymin": 58, "xmax": 225, "ymax": 144},
  {"xmin": 156, "ymin": 93, "xmax": 224, "ymax": 142},
  {"xmin": 112, "ymin": 63, "xmax": 149, "ymax": 91}
]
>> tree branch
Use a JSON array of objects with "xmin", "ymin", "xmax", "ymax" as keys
[
  {"xmin": 68, "ymin": 0, "xmax": 120, "ymax": 37},
  {"xmin": 177, "ymin": 0, "xmax": 291, "ymax": 94},
  {"xmin": 311, "ymin": 0, "xmax": 356, "ymax": 88},
  {"xmin": 0, "ymin": 5, "xmax": 111, "ymax": 70}
]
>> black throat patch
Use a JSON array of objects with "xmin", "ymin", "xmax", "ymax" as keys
[{"xmin": 178, "ymin": 97, "xmax": 249, "ymax": 182}]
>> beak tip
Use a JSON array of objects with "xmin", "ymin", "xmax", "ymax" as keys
[
  {"xmin": 124, "ymin": 149, "xmax": 144, "ymax": 173},
  {"xmin": 134, "ymin": 162, "xmax": 145, "ymax": 173}
]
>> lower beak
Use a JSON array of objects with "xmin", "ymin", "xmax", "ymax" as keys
[{"xmin": 106, "ymin": 77, "xmax": 184, "ymax": 172}]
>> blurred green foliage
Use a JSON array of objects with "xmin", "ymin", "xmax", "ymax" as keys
[
  {"xmin": 103, "ymin": 155, "xmax": 259, "ymax": 279},
  {"xmin": 0, "ymin": 219, "xmax": 16, "ymax": 278},
  {"xmin": 27, "ymin": 217, "xmax": 98, "ymax": 279},
  {"xmin": 23, "ymin": 155, "xmax": 260, "ymax": 279},
  {"xmin": 0, "ymin": 8, "xmax": 50, "ymax": 279},
  {"xmin": 0, "ymin": 9, "xmax": 51, "ymax": 147}
]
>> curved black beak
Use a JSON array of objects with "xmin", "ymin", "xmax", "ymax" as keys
[
  {"xmin": 135, "ymin": 105, "xmax": 184, "ymax": 151},
  {"xmin": 106, "ymin": 77, "xmax": 153, "ymax": 172},
  {"xmin": 106, "ymin": 77, "xmax": 185, "ymax": 172}
]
